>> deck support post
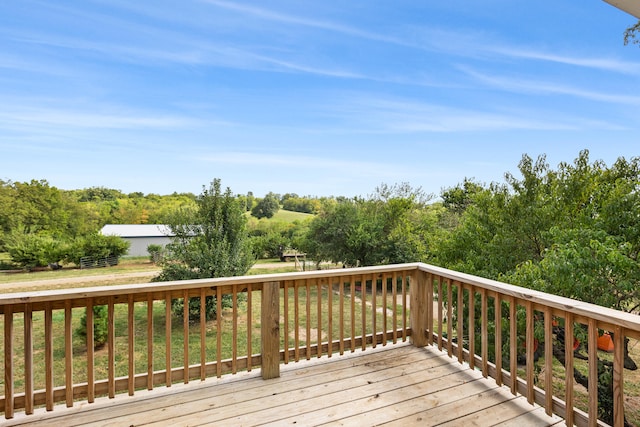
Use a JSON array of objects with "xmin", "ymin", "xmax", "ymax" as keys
[
  {"xmin": 261, "ymin": 281, "xmax": 281, "ymax": 379},
  {"xmin": 410, "ymin": 270, "xmax": 429, "ymax": 347}
]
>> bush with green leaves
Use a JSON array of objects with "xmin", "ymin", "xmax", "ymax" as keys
[
  {"xmin": 65, "ymin": 233, "xmax": 130, "ymax": 265},
  {"xmin": 6, "ymin": 233, "xmax": 67, "ymax": 270},
  {"xmin": 77, "ymin": 305, "xmax": 108, "ymax": 349}
]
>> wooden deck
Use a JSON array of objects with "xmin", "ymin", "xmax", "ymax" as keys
[{"xmin": 4, "ymin": 342, "xmax": 565, "ymax": 427}]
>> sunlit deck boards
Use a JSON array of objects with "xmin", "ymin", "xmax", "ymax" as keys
[{"xmin": 4, "ymin": 342, "xmax": 564, "ymax": 427}]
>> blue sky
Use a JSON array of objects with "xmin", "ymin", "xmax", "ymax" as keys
[{"xmin": 1, "ymin": 1, "xmax": 638, "ymax": 199}]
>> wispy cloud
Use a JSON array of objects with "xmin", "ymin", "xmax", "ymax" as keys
[
  {"xmin": 459, "ymin": 67, "xmax": 640, "ymax": 105},
  {"xmin": 489, "ymin": 46, "xmax": 640, "ymax": 75},
  {"xmin": 201, "ymin": 0, "xmax": 410, "ymax": 46}
]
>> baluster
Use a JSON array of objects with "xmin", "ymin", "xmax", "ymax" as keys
[
  {"xmin": 361, "ymin": 276, "xmax": 366, "ymax": 350},
  {"xmin": 183, "ymin": 290, "xmax": 189, "ymax": 384},
  {"xmin": 588, "ymin": 318, "xmax": 598, "ymax": 426},
  {"xmin": 146, "ymin": 295, "xmax": 154, "ymax": 390},
  {"xmin": 392, "ymin": 273, "xmax": 398, "ymax": 344},
  {"xmin": 613, "ymin": 326, "xmax": 625, "ymax": 427},
  {"xmin": 128, "ymin": 295, "xmax": 135, "ymax": 395},
  {"xmin": 327, "ymin": 278, "xmax": 333, "ymax": 357},
  {"xmin": 4, "ymin": 305, "xmax": 13, "ymax": 419},
  {"xmin": 457, "ymin": 281, "xmax": 464, "ymax": 364},
  {"xmin": 306, "ymin": 279, "xmax": 311, "ymax": 359},
  {"xmin": 246, "ymin": 284, "xmax": 252, "ymax": 371},
  {"xmin": 468, "ymin": 286, "xmax": 475, "ymax": 371},
  {"xmin": 350, "ymin": 277, "xmax": 356, "ymax": 351},
  {"xmin": 232, "ymin": 285, "xmax": 238, "ymax": 373},
  {"xmin": 200, "ymin": 288, "xmax": 206, "ymax": 379},
  {"xmin": 525, "ymin": 301, "xmax": 534, "ymax": 405},
  {"xmin": 24, "ymin": 304, "xmax": 34, "ymax": 414},
  {"xmin": 382, "ymin": 274, "xmax": 387, "ymax": 347},
  {"xmin": 165, "ymin": 292, "xmax": 172, "ymax": 386},
  {"xmin": 494, "ymin": 293, "xmax": 502, "ymax": 386},
  {"xmin": 65, "ymin": 300, "xmax": 73, "ymax": 406},
  {"xmin": 87, "ymin": 299, "xmax": 95, "ymax": 402},
  {"xmin": 108, "ymin": 297, "xmax": 115, "ymax": 398},
  {"xmin": 447, "ymin": 278, "xmax": 453, "ymax": 357},
  {"xmin": 480, "ymin": 289, "xmax": 488, "ymax": 378},
  {"xmin": 402, "ymin": 274, "xmax": 407, "ymax": 342},
  {"xmin": 295, "ymin": 280, "xmax": 301, "ymax": 361},
  {"xmin": 317, "ymin": 279, "xmax": 323, "ymax": 357},
  {"xmin": 371, "ymin": 275, "xmax": 377, "ymax": 348},
  {"xmin": 339, "ymin": 277, "xmax": 344, "ymax": 355},
  {"xmin": 437, "ymin": 277, "xmax": 443, "ymax": 351},
  {"xmin": 45, "ymin": 303, "xmax": 54, "ymax": 411},
  {"xmin": 564, "ymin": 313, "xmax": 574, "ymax": 426},
  {"xmin": 509, "ymin": 297, "xmax": 517, "ymax": 396},
  {"xmin": 544, "ymin": 307, "xmax": 553, "ymax": 415},
  {"xmin": 284, "ymin": 281, "xmax": 290, "ymax": 364},
  {"xmin": 216, "ymin": 287, "xmax": 222, "ymax": 378}
]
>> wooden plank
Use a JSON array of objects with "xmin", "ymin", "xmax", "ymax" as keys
[
  {"xmin": 435, "ymin": 391, "xmax": 535, "ymax": 427},
  {"xmin": 261, "ymin": 281, "xmax": 280, "ymax": 379},
  {"xmin": 402, "ymin": 274, "xmax": 407, "ymax": 341},
  {"xmin": 169, "ymin": 353, "xmax": 465, "ymax": 427},
  {"xmin": 14, "ymin": 344, "xmax": 430, "ymax": 427},
  {"xmin": 426, "ymin": 272, "xmax": 433, "ymax": 346},
  {"xmin": 332, "ymin": 378, "xmax": 500, "ymax": 427},
  {"xmin": 491, "ymin": 405, "xmax": 564, "ymax": 426},
  {"xmin": 87, "ymin": 299, "xmax": 95, "ymax": 402},
  {"xmin": 294, "ymin": 280, "xmax": 301, "ymax": 361}
]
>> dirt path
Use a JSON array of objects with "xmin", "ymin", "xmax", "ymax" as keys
[{"xmin": 0, "ymin": 262, "xmax": 300, "ymax": 290}]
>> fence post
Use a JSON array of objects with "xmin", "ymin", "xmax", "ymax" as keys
[
  {"xmin": 410, "ymin": 269, "xmax": 429, "ymax": 347},
  {"xmin": 261, "ymin": 281, "xmax": 281, "ymax": 379}
]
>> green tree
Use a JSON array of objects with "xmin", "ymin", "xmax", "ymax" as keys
[
  {"xmin": 302, "ymin": 183, "xmax": 431, "ymax": 266},
  {"xmin": 251, "ymin": 192, "xmax": 280, "ymax": 219},
  {"xmin": 154, "ymin": 179, "xmax": 254, "ymax": 322},
  {"xmin": 436, "ymin": 150, "xmax": 640, "ymax": 425}
]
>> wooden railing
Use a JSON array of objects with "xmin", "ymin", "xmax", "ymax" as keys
[{"xmin": 1, "ymin": 263, "xmax": 639, "ymax": 426}]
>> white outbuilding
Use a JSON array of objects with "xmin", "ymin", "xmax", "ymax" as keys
[{"xmin": 100, "ymin": 224, "xmax": 174, "ymax": 257}]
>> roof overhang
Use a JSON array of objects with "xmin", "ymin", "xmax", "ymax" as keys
[{"xmin": 603, "ymin": 0, "xmax": 640, "ymax": 18}]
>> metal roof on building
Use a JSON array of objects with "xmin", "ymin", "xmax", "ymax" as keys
[{"xmin": 100, "ymin": 224, "xmax": 174, "ymax": 238}]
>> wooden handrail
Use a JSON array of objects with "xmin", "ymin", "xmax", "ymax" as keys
[{"xmin": 1, "ymin": 262, "xmax": 638, "ymax": 426}]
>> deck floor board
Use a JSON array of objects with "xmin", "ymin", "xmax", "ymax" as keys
[{"xmin": 4, "ymin": 343, "xmax": 565, "ymax": 427}]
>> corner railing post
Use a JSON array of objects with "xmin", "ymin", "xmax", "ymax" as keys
[
  {"xmin": 410, "ymin": 268, "xmax": 429, "ymax": 347},
  {"xmin": 261, "ymin": 281, "xmax": 281, "ymax": 379}
]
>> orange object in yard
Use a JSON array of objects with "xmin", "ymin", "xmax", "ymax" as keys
[{"xmin": 597, "ymin": 333, "xmax": 614, "ymax": 352}]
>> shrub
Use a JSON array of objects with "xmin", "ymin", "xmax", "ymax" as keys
[{"xmin": 77, "ymin": 305, "xmax": 108, "ymax": 349}]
